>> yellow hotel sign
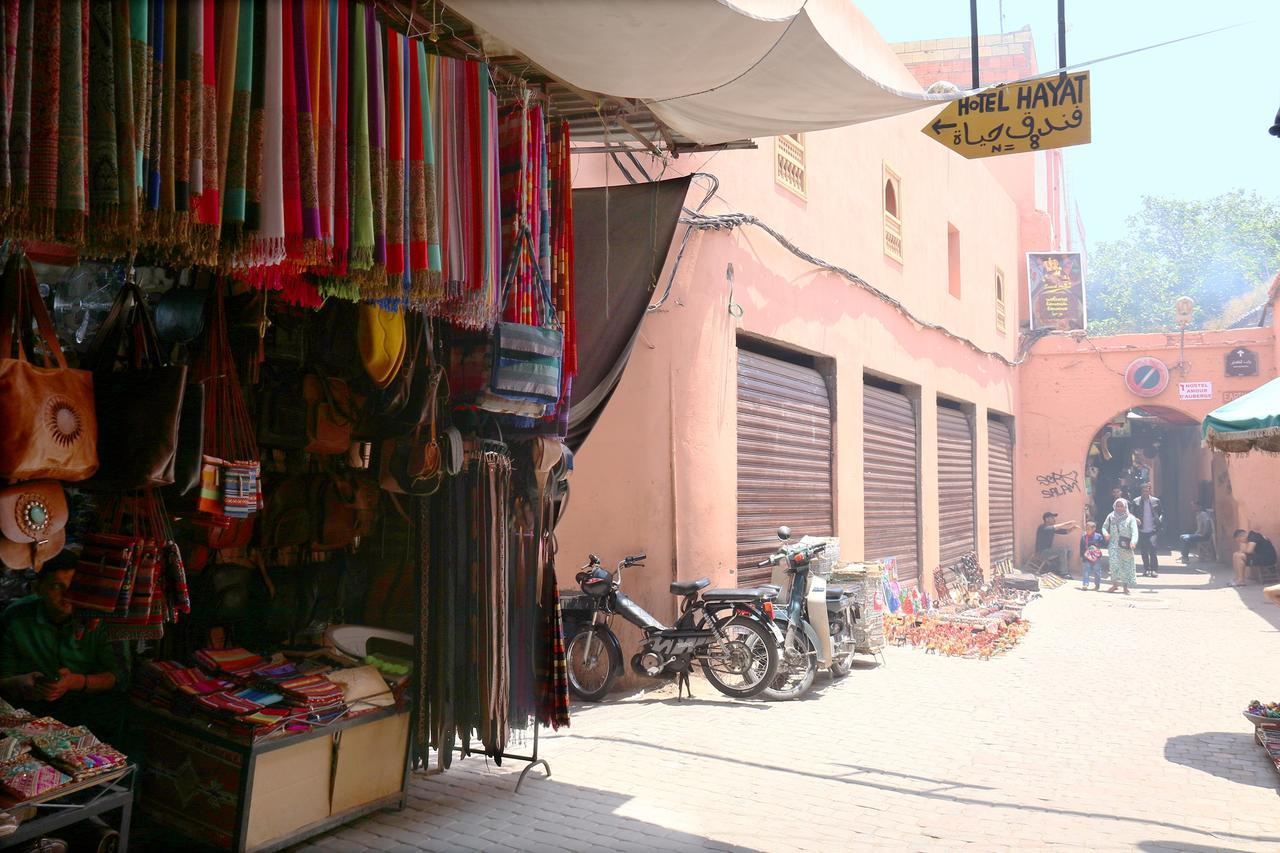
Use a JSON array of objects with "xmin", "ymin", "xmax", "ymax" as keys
[{"xmin": 922, "ymin": 71, "xmax": 1091, "ymax": 159}]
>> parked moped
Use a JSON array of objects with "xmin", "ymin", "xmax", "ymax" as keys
[
  {"xmin": 757, "ymin": 527, "xmax": 859, "ymax": 700},
  {"xmin": 565, "ymin": 553, "xmax": 781, "ymax": 701}
]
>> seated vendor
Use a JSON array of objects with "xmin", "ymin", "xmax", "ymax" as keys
[
  {"xmin": 1232, "ymin": 528, "xmax": 1278, "ymax": 588},
  {"xmin": 0, "ymin": 551, "xmax": 127, "ymax": 737}
]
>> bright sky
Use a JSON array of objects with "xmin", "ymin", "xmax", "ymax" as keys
[{"xmin": 856, "ymin": 0, "xmax": 1280, "ymax": 250}]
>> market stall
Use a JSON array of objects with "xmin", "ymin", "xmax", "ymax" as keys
[{"xmin": 0, "ymin": 1, "xmax": 579, "ymax": 849}]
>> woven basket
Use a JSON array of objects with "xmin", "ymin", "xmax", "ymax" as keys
[{"xmin": 828, "ymin": 561, "xmax": 885, "ymax": 654}]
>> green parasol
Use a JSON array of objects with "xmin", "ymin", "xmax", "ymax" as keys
[{"xmin": 1202, "ymin": 377, "xmax": 1280, "ymax": 453}]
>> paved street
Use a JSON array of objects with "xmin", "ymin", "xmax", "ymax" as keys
[{"xmin": 306, "ymin": 554, "xmax": 1280, "ymax": 852}]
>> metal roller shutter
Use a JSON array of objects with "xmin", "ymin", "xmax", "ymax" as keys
[
  {"xmin": 863, "ymin": 385, "xmax": 921, "ymax": 584},
  {"xmin": 736, "ymin": 350, "xmax": 834, "ymax": 586},
  {"xmin": 937, "ymin": 406, "xmax": 976, "ymax": 567},
  {"xmin": 988, "ymin": 419, "xmax": 1015, "ymax": 563}
]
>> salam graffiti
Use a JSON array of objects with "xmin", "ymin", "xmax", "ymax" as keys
[{"xmin": 1036, "ymin": 470, "xmax": 1080, "ymax": 500}]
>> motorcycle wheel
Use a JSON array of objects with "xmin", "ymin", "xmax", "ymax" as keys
[
  {"xmin": 566, "ymin": 627, "xmax": 620, "ymax": 702},
  {"xmin": 760, "ymin": 628, "xmax": 817, "ymax": 701},
  {"xmin": 698, "ymin": 616, "xmax": 779, "ymax": 699},
  {"xmin": 828, "ymin": 627, "xmax": 857, "ymax": 679}
]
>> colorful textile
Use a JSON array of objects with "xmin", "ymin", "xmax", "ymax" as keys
[
  {"xmin": 194, "ymin": 647, "xmax": 264, "ymax": 677},
  {"xmin": 0, "ymin": 757, "xmax": 71, "ymax": 799}
]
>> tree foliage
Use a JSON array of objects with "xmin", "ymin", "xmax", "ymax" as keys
[{"xmin": 1086, "ymin": 191, "xmax": 1280, "ymax": 335}]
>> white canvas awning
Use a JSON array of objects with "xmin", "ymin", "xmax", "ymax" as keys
[{"xmin": 442, "ymin": 0, "xmax": 953, "ymax": 146}]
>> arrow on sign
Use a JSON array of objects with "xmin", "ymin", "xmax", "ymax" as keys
[{"xmin": 922, "ymin": 71, "xmax": 1092, "ymax": 160}]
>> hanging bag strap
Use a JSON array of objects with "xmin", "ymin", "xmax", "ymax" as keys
[
  {"xmin": 0, "ymin": 250, "xmax": 70, "ymax": 369},
  {"xmin": 498, "ymin": 225, "xmax": 562, "ymax": 331}
]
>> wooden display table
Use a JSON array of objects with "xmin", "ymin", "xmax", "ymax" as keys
[{"xmin": 131, "ymin": 702, "xmax": 409, "ymax": 852}]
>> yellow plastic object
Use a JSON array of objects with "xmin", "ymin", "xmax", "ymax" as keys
[{"xmin": 356, "ymin": 304, "xmax": 407, "ymax": 388}]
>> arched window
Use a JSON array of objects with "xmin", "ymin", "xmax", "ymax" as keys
[
  {"xmin": 883, "ymin": 165, "xmax": 902, "ymax": 262},
  {"xmin": 995, "ymin": 269, "xmax": 1007, "ymax": 333}
]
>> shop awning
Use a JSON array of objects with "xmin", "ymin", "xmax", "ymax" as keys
[
  {"xmin": 1202, "ymin": 377, "xmax": 1280, "ymax": 454},
  {"xmin": 430, "ymin": 0, "xmax": 950, "ymax": 147},
  {"xmin": 567, "ymin": 176, "xmax": 693, "ymax": 451}
]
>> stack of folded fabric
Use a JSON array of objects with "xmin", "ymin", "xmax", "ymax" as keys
[
  {"xmin": 0, "ymin": 757, "xmax": 71, "ymax": 800},
  {"xmin": 132, "ymin": 661, "xmax": 236, "ymax": 711},
  {"xmin": 194, "ymin": 648, "xmax": 267, "ymax": 681},
  {"xmin": 194, "ymin": 687, "xmax": 280, "ymax": 722},
  {"xmin": 225, "ymin": 708, "xmax": 295, "ymax": 738},
  {"xmin": 272, "ymin": 674, "xmax": 346, "ymax": 723},
  {"xmin": 1, "ymin": 718, "xmax": 68, "ymax": 741},
  {"xmin": 30, "ymin": 728, "xmax": 127, "ymax": 780}
]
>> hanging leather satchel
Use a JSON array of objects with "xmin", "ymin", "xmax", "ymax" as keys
[
  {"xmin": 0, "ymin": 251, "xmax": 99, "ymax": 482},
  {"xmin": 0, "ymin": 480, "xmax": 68, "ymax": 571},
  {"xmin": 167, "ymin": 381, "xmax": 206, "ymax": 496},
  {"xmin": 303, "ymin": 375, "xmax": 354, "ymax": 455},
  {"xmin": 259, "ymin": 476, "xmax": 314, "ymax": 550},
  {"xmin": 82, "ymin": 278, "xmax": 187, "ymax": 490}
]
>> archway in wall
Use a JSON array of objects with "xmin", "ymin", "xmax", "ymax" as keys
[{"xmin": 1083, "ymin": 406, "xmax": 1219, "ymax": 548}]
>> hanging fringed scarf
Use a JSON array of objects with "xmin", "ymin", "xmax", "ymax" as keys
[
  {"xmin": 25, "ymin": 1, "xmax": 60, "ymax": 237},
  {"xmin": 549, "ymin": 119, "xmax": 576, "ymax": 379},
  {"xmin": 185, "ymin": 4, "xmax": 203, "ymax": 234},
  {"xmin": 129, "ymin": 0, "xmax": 150, "ymax": 206},
  {"xmin": 290, "ymin": 0, "xmax": 321, "ymax": 265},
  {"xmin": 219, "ymin": 0, "xmax": 254, "ymax": 245},
  {"xmin": 242, "ymin": 0, "xmax": 265, "ymax": 235},
  {"xmin": 87, "ymin": 0, "xmax": 120, "ymax": 240},
  {"xmin": 330, "ymin": 0, "xmax": 349, "ymax": 275},
  {"xmin": 0, "ymin": 1, "xmax": 19, "ymax": 208},
  {"xmin": 279, "ymin": 0, "xmax": 302, "ymax": 265},
  {"xmin": 111, "ymin": 0, "xmax": 138, "ymax": 246},
  {"xmin": 144, "ymin": 0, "xmax": 163, "ymax": 217},
  {"xmin": 5, "ymin": 0, "xmax": 33, "ymax": 218},
  {"xmin": 346, "ymin": 2, "xmax": 372, "ymax": 275},
  {"xmin": 149, "ymin": 0, "xmax": 179, "ymax": 242},
  {"xmin": 194, "ymin": 0, "xmax": 219, "ymax": 237},
  {"xmin": 408, "ymin": 39, "xmax": 441, "ymax": 307},
  {"xmin": 382, "ymin": 25, "xmax": 405, "ymax": 302},
  {"xmin": 54, "ymin": 0, "xmax": 89, "ymax": 243},
  {"xmin": 314, "ymin": 0, "xmax": 334, "ymax": 264},
  {"xmin": 173, "ymin": 1, "xmax": 191, "ymax": 224},
  {"xmin": 362, "ymin": 7, "xmax": 387, "ymax": 298}
]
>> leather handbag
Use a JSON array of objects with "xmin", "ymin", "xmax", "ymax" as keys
[
  {"xmin": 0, "ymin": 481, "xmax": 68, "ymax": 571},
  {"xmin": 257, "ymin": 378, "xmax": 308, "ymax": 450},
  {"xmin": 357, "ymin": 304, "xmax": 407, "ymax": 389},
  {"xmin": 83, "ymin": 278, "xmax": 188, "ymax": 490},
  {"xmin": 259, "ymin": 477, "xmax": 313, "ymax": 549},
  {"xmin": 313, "ymin": 475, "xmax": 357, "ymax": 552},
  {"xmin": 154, "ymin": 283, "xmax": 207, "ymax": 345},
  {"xmin": 303, "ymin": 375, "xmax": 354, "ymax": 455},
  {"xmin": 310, "ymin": 299, "xmax": 363, "ymax": 383},
  {"xmin": 0, "ymin": 251, "xmax": 99, "ymax": 482}
]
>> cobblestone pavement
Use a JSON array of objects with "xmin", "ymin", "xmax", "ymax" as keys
[{"xmin": 305, "ymin": 554, "xmax": 1280, "ymax": 852}]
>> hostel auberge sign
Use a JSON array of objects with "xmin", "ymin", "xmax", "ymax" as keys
[{"xmin": 923, "ymin": 71, "xmax": 1091, "ymax": 159}]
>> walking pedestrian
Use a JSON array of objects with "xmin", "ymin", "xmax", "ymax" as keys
[
  {"xmin": 1131, "ymin": 483, "xmax": 1163, "ymax": 578},
  {"xmin": 1103, "ymin": 498, "xmax": 1139, "ymax": 594},
  {"xmin": 1079, "ymin": 521, "xmax": 1106, "ymax": 591}
]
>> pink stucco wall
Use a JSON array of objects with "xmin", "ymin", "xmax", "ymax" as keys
[{"xmin": 1015, "ymin": 325, "xmax": 1279, "ymax": 566}]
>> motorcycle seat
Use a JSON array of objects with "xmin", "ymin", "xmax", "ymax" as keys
[
  {"xmin": 701, "ymin": 587, "xmax": 777, "ymax": 602},
  {"xmin": 826, "ymin": 585, "xmax": 846, "ymax": 601},
  {"xmin": 670, "ymin": 578, "xmax": 711, "ymax": 596}
]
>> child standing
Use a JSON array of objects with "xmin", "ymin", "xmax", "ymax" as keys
[{"xmin": 1080, "ymin": 521, "xmax": 1106, "ymax": 591}]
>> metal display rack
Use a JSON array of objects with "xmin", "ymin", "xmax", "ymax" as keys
[{"xmin": 0, "ymin": 766, "xmax": 134, "ymax": 851}]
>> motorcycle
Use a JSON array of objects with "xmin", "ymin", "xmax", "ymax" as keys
[
  {"xmin": 565, "ymin": 553, "xmax": 781, "ymax": 701},
  {"xmin": 757, "ymin": 527, "xmax": 859, "ymax": 700}
]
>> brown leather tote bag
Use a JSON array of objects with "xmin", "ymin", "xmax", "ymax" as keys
[
  {"xmin": 0, "ymin": 251, "xmax": 99, "ymax": 482},
  {"xmin": 82, "ymin": 278, "xmax": 187, "ymax": 490}
]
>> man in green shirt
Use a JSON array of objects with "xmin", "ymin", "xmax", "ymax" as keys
[{"xmin": 0, "ymin": 552, "xmax": 126, "ymax": 736}]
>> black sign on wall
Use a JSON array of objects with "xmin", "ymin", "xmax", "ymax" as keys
[{"xmin": 1225, "ymin": 348, "xmax": 1259, "ymax": 377}]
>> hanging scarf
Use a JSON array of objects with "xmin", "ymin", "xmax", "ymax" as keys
[
  {"xmin": 6, "ymin": 0, "xmax": 32, "ymax": 213},
  {"xmin": 173, "ymin": 0, "xmax": 190, "ymax": 219},
  {"xmin": 144, "ymin": 0, "xmax": 163, "ymax": 214},
  {"xmin": 110, "ymin": 0, "xmax": 138, "ymax": 243},
  {"xmin": 146, "ymin": 0, "xmax": 177, "ymax": 239},
  {"xmin": 383, "ymin": 25, "xmax": 404, "ymax": 297},
  {"xmin": 290, "ymin": 0, "xmax": 320, "ymax": 264},
  {"xmin": 407, "ymin": 40, "xmax": 439, "ymax": 306},
  {"xmin": 186, "ymin": 4, "xmax": 202, "ymax": 222},
  {"xmin": 346, "ymin": 2, "xmax": 372, "ymax": 272},
  {"xmin": 242, "ymin": 0, "xmax": 265, "ymax": 233},
  {"xmin": 550, "ymin": 119, "xmax": 576, "ymax": 378},
  {"xmin": 314, "ymin": 0, "xmax": 333, "ymax": 262},
  {"xmin": 194, "ymin": 0, "xmax": 219, "ymax": 231},
  {"xmin": 279, "ymin": 0, "xmax": 301, "ymax": 264},
  {"xmin": 331, "ymin": 0, "xmax": 348, "ymax": 273},
  {"xmin": 362, "ymin": 7, "xmax": 386, "ymax": 295},
  {"xmin": 55, "ymin": 0, "xmax": 89, "ymax": 242},
  {"xmin": 0, "ymin": 0, "xmax": 19, "ymax": 203},
  {"xmin": 220, "ymin": 0, "xmax": 254, "ymax": 239},
  {"xmin": 213, "ymin": 0, "xmax": 236, "ymax": 218},
  {"xmin": 87, "ymin": 0, "xmax": 120, "ymax": 228},
  {"xmin": 26, "ymin": 1, "xmax": 59, "ymax": 236}
]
